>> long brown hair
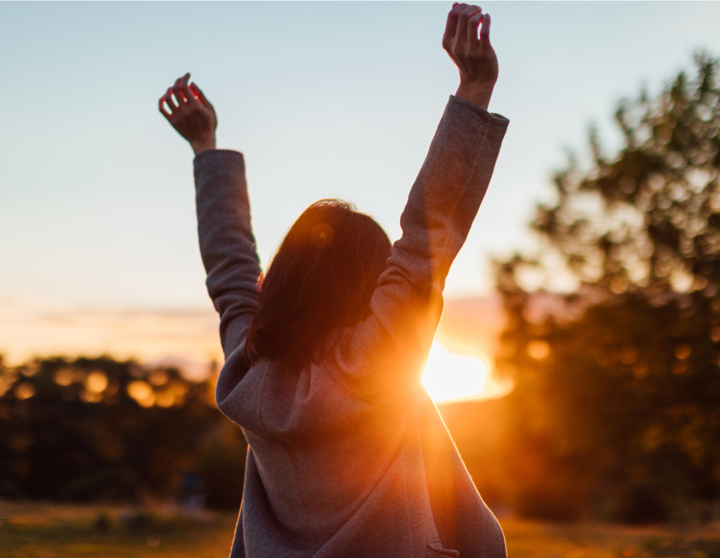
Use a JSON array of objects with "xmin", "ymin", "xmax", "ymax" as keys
[{"xmin": 244, "ymin": 199, "xmax": 392, "ymax": 370}]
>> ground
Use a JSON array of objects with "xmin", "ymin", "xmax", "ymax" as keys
[{"xmin": 1, "ymin": 500, "xmax": 719, "ymax": 558}]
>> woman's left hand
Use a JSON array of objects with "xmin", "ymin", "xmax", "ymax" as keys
[
  {"xmin": 442, "ymin": 3, "xmax": 498, "ymax": 110},
  {"xmin": 159, "ymin": 73, "xmax": 217, "ymax": 155}
]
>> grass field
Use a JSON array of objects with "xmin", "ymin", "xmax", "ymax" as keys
[{"xmin": 1, "ymin": 500, "xmax": 719, "ymax": 558}]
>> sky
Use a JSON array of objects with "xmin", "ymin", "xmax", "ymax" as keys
[{"xmin": 3, "ymin": 1, "xmax": 720, "ymax": 366}]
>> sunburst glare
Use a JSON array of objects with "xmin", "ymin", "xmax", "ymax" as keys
[{"xmin": 421, "ymin": 341, "xmax": 489, "ymax": 403}]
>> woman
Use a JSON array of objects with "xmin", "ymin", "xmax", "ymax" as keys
[{"xmin": 160, "ymin": 4, "xmax": 509, "ymax": 557}]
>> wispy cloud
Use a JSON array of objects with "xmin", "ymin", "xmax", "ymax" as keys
[
  {"xmin": 1, "ymin": 295, "xmax": 506, "ymax": 388},
  {"xmin": 0, "ymin": 301, "xmax": 222, "ymax": 374}
]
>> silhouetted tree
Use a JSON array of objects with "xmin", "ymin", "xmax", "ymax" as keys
[
  {"xmin": 0, "ymin": 355, "xmax": 246, "ymax": 509},
  {"xmin": 495, "ymin": 54, "xmax": 720, "ymax": 522}
]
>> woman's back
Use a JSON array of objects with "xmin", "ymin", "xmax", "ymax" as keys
[{"xmin": 226, "ymin": 356, "xmax": 420, "ymax": 552}]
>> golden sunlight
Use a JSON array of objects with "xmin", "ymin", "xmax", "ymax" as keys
[{"xmin": 421, "ymin": 341, "xmax": 489, "ymax": 403}]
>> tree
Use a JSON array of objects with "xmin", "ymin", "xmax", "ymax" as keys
[
  {"xmin": 495, "ymin": 54, "xmax": 720, "ymax": 522},
  {"xmin": 0, "ymin": 355, "xmax": 246, "ymax": 509}
]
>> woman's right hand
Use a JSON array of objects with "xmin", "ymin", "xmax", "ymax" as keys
[
  {"xmin": 442, "ymin": 3, "xmax": 498, "ymax": 110},
  {"xmin": 159, "ymin": 73, "xmax": 217, "ymax": 155}
]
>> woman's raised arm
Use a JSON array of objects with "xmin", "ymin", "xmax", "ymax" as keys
[
  {"xmin": 159, "ymin": 75, "xmax": 262, "ymax": 358},
  {"xmin": 331, "ymin": 4, "xmax": 509, "ymax": 400}
]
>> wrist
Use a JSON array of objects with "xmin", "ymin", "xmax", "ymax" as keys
[
  {"xmin": 455, "ymin": 82, "xmax": 495, "ymax": 111},
  {"xmin": 191, "ymin": 136, "xmax": 216, "ymax": 156}
]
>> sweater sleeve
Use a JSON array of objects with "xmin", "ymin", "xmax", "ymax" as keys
[
  {"xmin": 332, "ymin": 96, "xmax": 509, "ymax": 399},
  {"xmin": 194, "ymin": 149, "xmax": 262, "ymax": 357}
]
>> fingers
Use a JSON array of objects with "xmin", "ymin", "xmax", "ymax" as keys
[
  {"xmin": 159, "ymin": 73, "xmax": 196, "ymax": 118},
  {"xmin": 190, "ymin": 83, "xmax": 212, "ymax": 110},
  {"xmin": 172, "ymin": 75, "xmax": 186, "ymax": 105},
  {"xmin": 443, "ymin": 3, "xmax": 482, "ymax": 51},
  {"xmin": 158, "ymin": 95, "xmax": 172, "ymax": 119},
  {"xmin": 480, "ymin": 12, "xmax": 491, "ymax": 43},
  {"xmin": 456, "ymin": 4, "xmax": 482, "ymax": 43},
  {"xmin": 179, "ymin": 73, "xmax": 197, "ymax": 108},
  {"xmin": 443, "ymin": 3, "xmax": 464, "ymax": 45},
  {"xmin": 159, "ymin": 72, "xmax": 216, "ymax": 143},
  {"xmin": 467, "ymin": 10, "xmax": 483, "ymax": 43},
  {"xmin": 163, "ymin": 87, "xmax": 178, "ymax": 113}
]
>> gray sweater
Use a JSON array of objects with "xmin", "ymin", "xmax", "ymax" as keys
[{"xmin": 194, "ymin": 96, "xmax": 509, "ymax": 558}]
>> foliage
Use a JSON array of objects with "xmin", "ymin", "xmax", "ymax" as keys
[
  {"xmin": 0, "ymin": 355, "xmax": 246, "ymax": 509},
  {"xmin": 494, "ymin": 54, "xmax": 720, "ymax": 522}
]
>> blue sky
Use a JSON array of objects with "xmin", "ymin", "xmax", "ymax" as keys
[{"xmin": 3, "ymin": 1, "xmax": 720, "ymax": 362}]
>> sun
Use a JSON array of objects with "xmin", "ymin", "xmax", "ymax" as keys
[{"xmin": 421, "ymin": 341, "xmax": 490, "ymax": 403}]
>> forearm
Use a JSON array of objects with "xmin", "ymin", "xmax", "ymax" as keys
[
  {"xmin": 391, "ymin": 95, "xmax": 509, "ymax": 289},
  {"xmin": 194, "ymin": 149, "xmax": 262, "ymax": 354},
  {"xmin": 337, "ymin": 96, "xmax": 508, "ymax": 398}
]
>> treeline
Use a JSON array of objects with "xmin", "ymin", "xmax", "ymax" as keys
[
  {"xmin": 0, "ymin": 356, "xmax": 246, "ymax": 509},
  {"xmin": 474, "ymin": 54, "xmax": 720, "ymax": 523}
]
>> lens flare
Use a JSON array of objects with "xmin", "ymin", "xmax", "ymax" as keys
[{"xmin": 421, "ymin": 341, "xmax": 489, "ymax": 403}]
